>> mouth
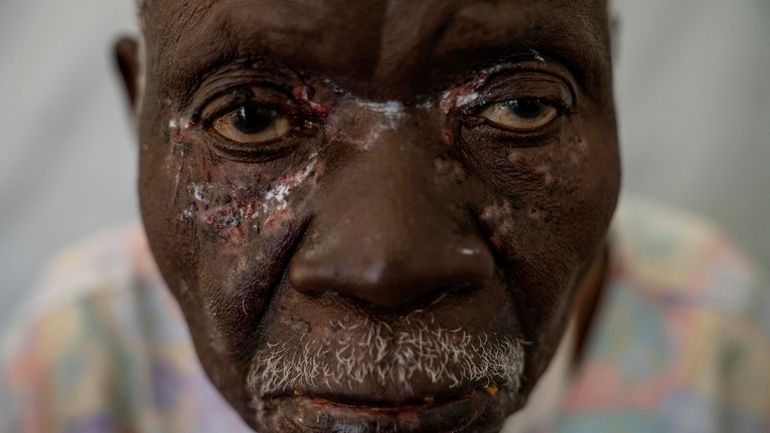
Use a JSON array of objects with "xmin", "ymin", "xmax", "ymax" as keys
[{"xmin": 259, "ymin": 386, "xmax": 500, "ymax": 433}]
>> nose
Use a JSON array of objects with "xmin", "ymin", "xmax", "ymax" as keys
[{"xmin": 289, "ymin": 113, "xmax": 494, "ymax": 309}]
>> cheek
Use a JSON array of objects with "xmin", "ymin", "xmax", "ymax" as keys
[
  {"xmin": 180, "ymin": 155, "xmax": 319, "ymax": 248},
  {"xmin": 139, "ymin": 121, "xmax": 322, "ymax": 356},
  {"xmin": 471, "ymin": 121, "xmax": 618, "ymax": 338}
]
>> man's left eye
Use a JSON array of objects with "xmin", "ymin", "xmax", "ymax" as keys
[
  {"xmin": 212, "ymin": 104, "xmax": 291, "ymax": 144},
  {"xmin": 478, "ymin": 99, "xmax": 560, "ymax": 132}
]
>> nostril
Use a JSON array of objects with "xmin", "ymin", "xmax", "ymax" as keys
[
  {"xmin": 289, "ymin": 249, "xmax": 492, "ymax": 310},
  {"xmin": 291, "ymin": 279, "xmax": 484, "ymax": 316}
]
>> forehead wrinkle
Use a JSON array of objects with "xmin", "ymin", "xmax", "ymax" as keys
[
  {"xmin": 145, "ymin": 0, "xmax": 326, "ymax": 101},
  {"xmin": 427, "ymin": 0, "xmax": 611, "ymax": 98},
  {"xmin": 139, "ymin": 0, "xmax": 610, "ymax": 103},
  {"xmin": 369, "ymin": 0, "xmax": 456, "ymax": 86},
  {"xmin": 143, "ymin": 0, "xmax": 392, "ymax": 101},
  {"xmin": 366, "ymin": 0, "xmax": 611, "ymax": 99}
]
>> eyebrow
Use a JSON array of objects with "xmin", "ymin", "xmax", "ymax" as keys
[
  {"xmin": 424, "ymin": 1, "xmax": 611, "ymax": 97},
  {"xmin": 153, "ymin": 0, "xmax": 330, "ymax": 103}
]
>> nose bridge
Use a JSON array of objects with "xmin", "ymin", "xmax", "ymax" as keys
[
  {"xmin": 323, "ymin": 101, "xmax": 435, "ymax": 239},
  {"xmin": 360, "ymin": 106, "xmax": 426, "ymax": 231},
  {"xmin": 289, "ymin": 107, "xmax": 494, "ymax": 308}
]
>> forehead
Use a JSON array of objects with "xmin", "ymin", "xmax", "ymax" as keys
[{"xmin": 141, "ymin": 0, "xmax": 610, "ymax": 99}]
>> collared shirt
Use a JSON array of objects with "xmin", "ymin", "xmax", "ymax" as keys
[{"xmin": 3, "ymin": 196, "xmax": 769, "ymax": 433}]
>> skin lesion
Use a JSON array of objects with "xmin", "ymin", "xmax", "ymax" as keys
[{"xmin": 176, "ymin": 152, "xmax": 322, "ymax": 247}]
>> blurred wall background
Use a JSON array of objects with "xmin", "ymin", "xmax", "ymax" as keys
[{"xmin": 1, "ymin": 0, "xmax": 768, "ymax": 325}]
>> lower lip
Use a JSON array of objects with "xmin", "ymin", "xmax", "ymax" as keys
[{"xmin": 267, "ymin": 390, "xmax": 492, "ymax": 433}]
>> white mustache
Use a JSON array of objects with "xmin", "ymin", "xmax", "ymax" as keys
[{"xmin": 247, "ymin": 316, "xmax": 525, "ymax": 399}]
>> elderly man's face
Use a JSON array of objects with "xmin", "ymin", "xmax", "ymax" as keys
[{"xmin": 124, "ymin": 0, "xmax": 618, "ymax": 431}]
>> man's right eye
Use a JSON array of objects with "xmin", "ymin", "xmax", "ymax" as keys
[{"xmin": 212, "ymin": 103, "xmax": 292, "ymax": 145}]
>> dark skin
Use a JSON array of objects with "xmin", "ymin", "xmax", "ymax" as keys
[{"xmin": 116, "ymin": 0, "xmax": 619, "ymax": 431}]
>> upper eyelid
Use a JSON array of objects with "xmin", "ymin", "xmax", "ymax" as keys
[
  {"xmin": 454, "ymin": 67, "xmax": 577, "ymax": 112},
  {"xmin": 195, "ymin": 85, "xmax": 298, "ymax": 125},
  {"xmin": 188, "ymin": 66, "xmax": 302, "ymax": 122},
  {"xmin": 484, "ymin": 73, "xmax": 572, "ymax": 102},
  {"xmin": 484, "ymin": 99, "xmax": 566, "ymax": 115}
]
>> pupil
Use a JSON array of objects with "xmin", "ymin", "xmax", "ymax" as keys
[
  {"xmin": 233, "ymin": 105, "xmax": 277, "ymax": 134},
  {"xmin": 508, "ymin": 99, "xmax": 545, "ymax": 119}
]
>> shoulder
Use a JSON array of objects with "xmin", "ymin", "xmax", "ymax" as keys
[
  {"xmin": 2, "ymin": 225, "xmax": 178, "ymax": 358},
  {"xmin": 19, "ymin": 225, "xmax": 160, "ymax": 314},
  {"xmin": 591, "ymin": 195, "xmax": 770, "ymax": 431},
  {"xmin": 0, "ymin": 225, "xmax": 199, "ymax": 432},
  {"xmin": 611, "ymin": 195, "xmax": 768, "ymax": 325}
]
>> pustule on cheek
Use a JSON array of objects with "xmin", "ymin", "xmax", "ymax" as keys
[
  {"xmin": 501, "ymin": 123, "xmax": 589, "ymax": 185},
  {"xmin": 477, "ymin": 137, "xmax": 591, "ymax": 250},
  {"xmin": 479, "ymin": 200, "xmax": 520, "ymax": 249}
]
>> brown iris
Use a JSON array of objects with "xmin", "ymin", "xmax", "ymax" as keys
[
  {"xmin": 213, "ymin": 104, "xmax": 291, "ymax": 145},
  {"xmin": 479, "ymin": 99, "xmax": 559, "ymax": 132}
]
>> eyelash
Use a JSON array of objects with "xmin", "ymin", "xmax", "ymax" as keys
[
  {"xmin": 188, "ymin": 86, "xmax": 320, "ymax": 161},
  {"xmin": 192, "ymin": 68, "xmax": 575, "ymax": 158}
]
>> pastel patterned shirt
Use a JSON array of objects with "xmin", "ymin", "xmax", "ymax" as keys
[{"xmin": 2, "ymin": 196, "xmax": 769, "ymax": 433}]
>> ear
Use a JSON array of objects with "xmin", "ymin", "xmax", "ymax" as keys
[{"xmin": 114, "ymin": 37, "xmax": 141, "ymax": 115}]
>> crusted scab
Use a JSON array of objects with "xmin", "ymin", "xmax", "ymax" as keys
[
  {"xmin": 203, "ymin": 206, "xmax": 242, "ymax": 230},
  {"xmin": 339, "ymin": 99, "xmax": 407, "ymax": 149},
  {"xmin": 178, "ymin": 204, "xmax": 196, "ymax": 221},
  {"xmin": 292, "ymin": 85, "xmax": 333, "ymax": 117},
  {"xmin": 440, "ymin": 75, "xmax": 486, "ymax": 113},
  {"xmin": 262, "ymin": 154, "xmax": 319, "ymax": 212},
  {"xmin": 188, "ymin": 183, "xmax": 211, "ymax": 206},
  {"xmin": 182, "ymin": 156, "xmax": 321, "ymax": 242}
]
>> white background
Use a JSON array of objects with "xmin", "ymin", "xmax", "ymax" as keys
[{"xmin": 1, "ymin": 0, "xmax": 768, "ymax": 325}]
